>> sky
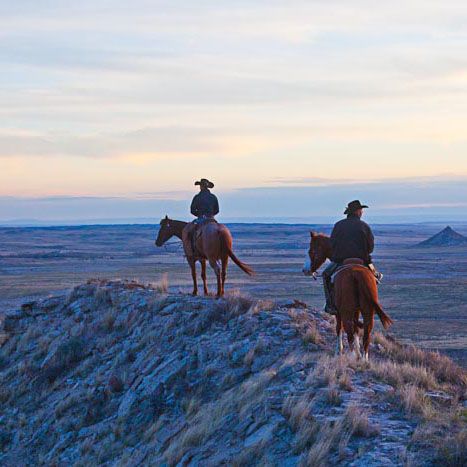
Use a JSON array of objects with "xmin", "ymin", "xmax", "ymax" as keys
[{"xmin": 1, "ymin": 1, "xmax": 466, "ymax": 223}]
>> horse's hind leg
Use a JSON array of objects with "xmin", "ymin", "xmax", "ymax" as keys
[
  {"xmin": 201, "ymin": 259, "xmax": 208, "ymax": 295},
  {"xmin": 221, "ymin": 256, "xmax": 228, "ymax": 296},
  {"xmin": 189, "ymin": 259, "xmax": 198, "ymax": 296},
  {"xmin": 343, "ymin": 318, "xmax": 361, "ymax": 359},
  {"xmin": 362, "ymin": 313, "xmax": 374, "ymax": 362},
  {"xmin": 209, "ymin": 259, "xmax": 222, "ymax": 297},
  {"xmin": 335, "ymin": 313, "xmax": 343, "ymax": 355}
]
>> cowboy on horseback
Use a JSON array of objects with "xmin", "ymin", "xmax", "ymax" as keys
[
  {"xmin": 185, "ymin": 178, "xmax": 219, "ymax": 257},
  {"xmin": 323, "ymin": 200, "xmax": 382, "ymax": 314},
  {"xmin": 155, "ymin": 179, "xmax": 253, "ymax": 296}
]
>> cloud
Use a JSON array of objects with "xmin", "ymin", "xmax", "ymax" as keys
[{"xmin": 0, "ymin": 0, "xmax": 466, "ymax": 195}]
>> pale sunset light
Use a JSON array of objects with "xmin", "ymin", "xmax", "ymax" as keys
[{"xmin": 1, "ymin": 1, "xmax": 466, "ymax": 222}]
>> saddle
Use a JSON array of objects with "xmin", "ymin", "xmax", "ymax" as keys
[
  {"xmin": 190, "ymin": 218, "xmax": 217, "ymax": 258},
  {"xmin": 331, "ymin": 258, "xmax": 383, "ymax": 284}
]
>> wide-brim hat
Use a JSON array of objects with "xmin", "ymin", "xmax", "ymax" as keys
[
  {"xmin": 195, "ymin": 178, "xmax": 214, "ymax": 189},
  {"xmin": 344, "ymin": 199, "xmax": 369, "ymax": 214}
]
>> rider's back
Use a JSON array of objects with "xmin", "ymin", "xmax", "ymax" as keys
[
  {"xmin": 191, "ymin": 189, "xmax": 219, "ymax": 218},
  {"xmin": 330, "ymin": 215, "xmax": 374, "ymax": 264}
]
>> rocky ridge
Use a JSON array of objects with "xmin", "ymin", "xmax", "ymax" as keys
[{"xmin": 0, "ymin": 280, "xmax": 465, "ymax": 466}]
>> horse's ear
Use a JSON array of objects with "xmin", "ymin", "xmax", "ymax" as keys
[
  {"xmin": 310, "ymin": 231, "xmax": 315, "ymax": 238},
  {"xmin": 165, "ymin": 215, "xmax": 169, "ymax": 220}
]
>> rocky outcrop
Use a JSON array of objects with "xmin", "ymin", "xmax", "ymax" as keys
[{"xmin": 0, "ymin": 280, "xmax": 465, "ymax": 466}]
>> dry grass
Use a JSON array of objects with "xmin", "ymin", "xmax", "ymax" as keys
[
  {"xmin": 301, "ymin": 419, "xmax": 345, "ymax": 466},
  {"xmin": 397, "ymin": 385, "xmax": 434, "ymax": 418},
  {"xmin": 297, "ymin": 404, "xmax": 379, "ymax": 465},
  {"xmin": 94, "ymin": 287, "xmax": 112, "ymax": 308},
  {"xmin": 231, "ymin": 442, "xmax": 269, "ymax": 466},
  {"xmin": 214, "ymin": 290, "xmax": 255, "ymax": 321},
  {"xmin": 40, "ymin": 337, "xmax": 86, "ymax": 384},
  {"xmin": 370, "ymin": 360, "xmax": 437, "ymax": 390},
  {"xmin": 288, "ymin": 310, "xmax": 323, "ymax": 346},
  {"xmin": 338, "ymin": 372, "xmax": 353, "ymax": 391},
  {"xmin": 325, "ymin": 386, "xmax": 342, "ymax": 406},
  {"xmin": 307, "ymin": 355, "xmax": 353, "ymax": 388},
  {"xmin": 373, "ymin": 332, "xmax": 466, "ymax": 387},
  {"xmin": 150, "ymin": 274, "xmax": 169, "ymax": 294},
  {"xmin": 302, "ymin": 322, "xmax": 322, "ymax": 346},
  {"xmin": 164, "ymin": 370, "xmax": 276, "ymax": 464},
  {"xmin": 283, "ymin": 394, "xmax": 318, "ymax": 453},
  {"xmin": 344, "ymin": 405, "xmax": 380, "ymax": 437},
  {"xmin": 433, "ymin": 428, "xmax": 467, "ymax": 466}
]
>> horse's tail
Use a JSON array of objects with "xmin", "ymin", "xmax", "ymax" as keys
[
  {"xmin": 355, "ymin": 270, "xmax": 393, "ymax": 329},
  {"xmin": 219, "ymin": 231, "xmax": 255, "ymax": 276}
]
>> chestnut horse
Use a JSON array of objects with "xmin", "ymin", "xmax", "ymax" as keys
[
  {"xmin": 303, "ymin": 231, "xmax": 392, "ymax": 361},
  {"xmin": 155, "ymin": 216, "xmax": 254, "ymax": 297}
]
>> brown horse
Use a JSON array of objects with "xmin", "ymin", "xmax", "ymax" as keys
[
  {"xmin": 155, "ymin": 216, "xmax": 254, "ymax": 297},
  {"xmin": 303, "ymin": 231, "xmax": 392, "ymax": 361}
]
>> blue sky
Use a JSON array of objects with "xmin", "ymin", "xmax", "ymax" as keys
[{"xmin": 1, "ymin": 1, "xmax": 466, "ymax": 223}]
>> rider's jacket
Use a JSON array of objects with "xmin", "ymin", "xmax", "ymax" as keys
[
  {"xmin": 330, "ymin": 214, "xmax": 374, "ymax": 264},
  {"xmin": 190, "ymin": 189, "xmax": 219, "ymax": 219}
]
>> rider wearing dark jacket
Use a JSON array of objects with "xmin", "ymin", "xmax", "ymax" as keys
[
  {"xmin": 330, "ymin": 213, "xmax": 374, "ymax": 264},
  {"xmin": 190, "ymin": 183, "xmax": 219, "ymax": 219},
  {"xmin": 184, "ymin": 178, "xmax": 219, "ymax": 257},
  {"xmin": 323, "ymin": 200, "xmax": 381, "ymax": 314}
]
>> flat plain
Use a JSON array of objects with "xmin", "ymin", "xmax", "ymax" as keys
[{"xmin": 0, "ymin": 222, "xmax": 466, "ymax": 365}]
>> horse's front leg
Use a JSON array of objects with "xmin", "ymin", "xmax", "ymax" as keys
[
  {"xmin": 201, "ymin": 259, "xmax": 208, "ymax": 295},
  {"xmin": 209, "ymin": 259, "xmax": 222, "ymax": 297},
  {"xmin": 188, "ymin": 258, "xmax": 198, "ymax": 296},
  {"xmin": 335, "ymin": 313, "xmax": 343, "ymax": 355}
]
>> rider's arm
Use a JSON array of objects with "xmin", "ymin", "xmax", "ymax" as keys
[
  {"xmin": 366, "ymin": 224, "xmax": 375, "ymax": 254},
  {"xmin": 190, "ymin": 195, "xmax": 199, "ymax": 217},
  {"xmin": 212, "ymin": 195, "xmax": 219, "ymax": 216}
]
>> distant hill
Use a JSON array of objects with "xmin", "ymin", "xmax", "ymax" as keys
[{"xmin": 417, "ymin": 225, "xmax": 467, "ymax": 247}]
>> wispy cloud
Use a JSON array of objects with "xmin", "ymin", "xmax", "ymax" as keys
[{"xmin": 0, "ymin": 1, "xmax": 466, "ymax": 197}]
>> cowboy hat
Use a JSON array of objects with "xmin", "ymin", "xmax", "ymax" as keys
[
  {"xmin": 344, "ymin": 200, "xmax": 369, "ymax": 214},
  {"xmin": 194, "ymin": 178, "xmax": 214, "ymax": 188}
]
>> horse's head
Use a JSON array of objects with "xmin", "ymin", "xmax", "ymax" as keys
[
  {"xmin": 155, "ymin": 215, "xmax": 175, "ymax": 247},
  {"xmin": 303, "ymin": 231, "xmax": 332, "ymax": 278}
]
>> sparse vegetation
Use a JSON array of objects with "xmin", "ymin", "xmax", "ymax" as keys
[
  {"xmin": 0, "ymin": 280, "xmax": 465, "ymax": 466},
  {"xmin": 164, "ymin": 370, "xmax": 276, "ymax": 464},
  {"xmin": 370, "ymin": 359, "xmax": 437, "ymax": 390},
  {"xmin": 151, "ymin": 273, "xmax": 169, "ymax": 294},
  {"xmin": 373, "ymin": 332, "xmax": 466, "ymax": 387},
  {"xmin": 41, "ymin": 336, "xmax": 86, "ymax": 383}
]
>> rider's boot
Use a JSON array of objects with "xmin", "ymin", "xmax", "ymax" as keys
[
  {"xmin": 368, "ymin": 263, "xmax": 383, "ymax": 283},
  {"xmin": 323, "ymin": 276, "xmax": 337, "ymax": 315}
]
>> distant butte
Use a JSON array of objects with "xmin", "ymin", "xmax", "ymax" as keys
[{"xmin": 417, "ymin": 225, "xmax": 467, "ymax": 247}]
